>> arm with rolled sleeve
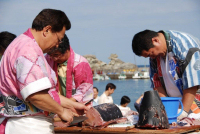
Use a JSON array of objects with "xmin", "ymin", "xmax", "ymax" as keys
[
  {"xmin": 181, "ymin": 52, "xmax": 200, "ymax": 113},
  {"xmin": 14, "ymin": 55, "xmax": 73, "ymax": 120},
  {"xmin": 168, "ymin": 30, "xmax": 200, "ymax": 119}
]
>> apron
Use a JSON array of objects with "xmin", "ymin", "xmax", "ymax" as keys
[
  {"xmin": 160, "ymin": 52, "xmax": 182, "ymax": 97},
  {"xmin": 5, "ymin": 115, "xmax": 54, "ymax": 134}
]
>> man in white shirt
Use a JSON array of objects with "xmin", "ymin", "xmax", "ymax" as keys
[
  {"xmin": 92, "ymin": 87, "xmax": 99, "ymax": 106},
  {"xmin": 98, "ymin": 83, "xmax": 116, "ymax": 104}
]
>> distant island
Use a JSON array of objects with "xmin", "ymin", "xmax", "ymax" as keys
[{"xmin": 83, "ymin": 54, "xmax": 149, "ymax": 76}]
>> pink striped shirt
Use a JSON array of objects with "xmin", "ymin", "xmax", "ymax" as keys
[{"xmin": 0, "ymin": 29, "xmax": 60, "ymax": 118}]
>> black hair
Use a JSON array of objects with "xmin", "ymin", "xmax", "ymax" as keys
[
  {"xmin": 32, "ymin": 9, "xmax": 71, "ymax": 33},
  {"xmin": 120, "ymin": 96, "xmax": 131, "ymax": 105},
  {"xmin": 105, "ymin": 83, "xmax": 116, "ymax": 91},
  {"xmin": 132, "ymin": 29, "xmax": 158, "ymax": 56},
  {"xmin": 57, "ymin": 34, "xmax": 70, "ymax": 54},
  {"xmin": 93, "ymin": 87, "xmax": 99, "ymax": 92},
  {"xmin": 0, "ymin": 31, "xmax": 16, "ymax": 52}
]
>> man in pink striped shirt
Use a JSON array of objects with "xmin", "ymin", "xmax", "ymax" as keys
[{"xmin": 0, "ymin": 9, "xmax": 87, "ymax": 134}]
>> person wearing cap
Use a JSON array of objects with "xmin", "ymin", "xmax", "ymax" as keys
[{"xmin": 132, "ymin": 29, "xmax": 200, "ymax": 121}]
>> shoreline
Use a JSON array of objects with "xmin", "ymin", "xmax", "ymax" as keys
[{"xmin": 93, "ymin": 74, "xmax": 150, "ymax": 80}]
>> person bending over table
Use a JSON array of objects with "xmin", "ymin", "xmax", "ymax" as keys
[
  {"xmin": 0, "ymin": 9, "xmax": 88, "ymax": 134},
  {"xmin": 132, "ymin": 29, "xmax": 200, "ymax": 121}
]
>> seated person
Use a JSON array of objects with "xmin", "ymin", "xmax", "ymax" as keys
[
  {"xmin": 118, "ymin": 96, "xmax": 131, "ymax": 116},
  {"xmin": 98, "ymin": 83, "xmax": 116, "ymax": 104},
  {"xmin": 93, "ymin": 87, "xmax": 99, "ymax": 106},
  {"xmin": 45, "ymin": 34, "xmax": 93, "ymax": 106}
]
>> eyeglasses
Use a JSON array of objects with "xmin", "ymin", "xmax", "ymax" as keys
[
  {"xmin": 56, "ymin": 33, "xmax": 63, "ymax": 44},
  {"xmin": 48, "ymin": 51, "xmax": 63, "ymax": 60}
]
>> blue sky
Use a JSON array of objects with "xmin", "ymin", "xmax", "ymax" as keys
[{"xmin": 0, "ymin": 0, "xmax": 200, "ymax": 65}]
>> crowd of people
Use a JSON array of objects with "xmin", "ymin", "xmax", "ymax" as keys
[{"xmin": 1, "ymin": 7, "xmax": 200, "ymax": 134}]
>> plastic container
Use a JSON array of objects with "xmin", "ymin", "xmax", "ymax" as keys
[{"xmin": 161, "ymin": 97, "xmax": 183, "ymax": 124}]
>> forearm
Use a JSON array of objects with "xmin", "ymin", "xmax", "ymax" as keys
[
  {"xmin": 59, "ymin": 94, "xmax": 76, "ymax": 108},
  {"xmin": 182, "ymin": 86, "xmax": 198, "ymax": 112},
  {"xmin": 27, "ymin": 89, "xmax": 63, "ymax": 116},
  {"xmin": 59, "ymin": 94, "xmax": 89, "ymax": 115},
  {"xmin": 136, "ymin": 95, "xmax": 143, "ymax": 104},
  {"xmin": 154, "ymin": 86, "xmax": 167, "ymax": 97}
]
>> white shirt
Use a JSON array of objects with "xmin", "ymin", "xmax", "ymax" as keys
[
  {"xmin": 98, "ymin": 92, "xmax": 113, "ymax": 104},
  {"xmin": 117, "ymin": 105, "xmax": 131, "ymax": 116},
  {"xmin": 93, "ymin": 96, "xmax": 99, "ymax": 106}
]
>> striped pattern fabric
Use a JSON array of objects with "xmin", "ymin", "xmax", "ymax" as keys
[
  {"xmin": 150, "ymin": 30, "xmax": 200, "ymax": 107},
  {"xmin": 167, "ymin": 30, "xmax": 200, "ymax": 90}
]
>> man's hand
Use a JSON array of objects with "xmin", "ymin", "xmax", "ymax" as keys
[
  {"xmin": 59, "ymin": 95, "xmax": 89, "ymax": 115},
  {"xmin": 177, "ymin": 109, "xmax": 188, "ymax": 121},
  {"xmin": 27, "ymin": 89, "xmax": 66, "ymax": 117},
  {"xmin": 57, "ymin": 108, "xmax": 79, "ymax": 123}
]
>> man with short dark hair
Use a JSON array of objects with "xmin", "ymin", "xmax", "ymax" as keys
[
  {"xmin": 132, "ymin": 29, "xmax": 200, "ymax": 121},
  {"xmin": 0, "ymin": 9, "xmax": 87, "ymax": 134},
  {"xmin": 46, "ymin": 34, "xmax": 93, "ymax": 107},
  {"xmin": 98, "ymin": 83, "xmax": 116, "ymax": 104}
]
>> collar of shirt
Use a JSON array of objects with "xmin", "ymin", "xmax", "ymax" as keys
[{"xmin": 58, "ymin": 60, "xmax": 68, "ymax": 66}]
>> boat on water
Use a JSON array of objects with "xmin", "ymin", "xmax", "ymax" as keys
[
  {"xmin": 93, "ymin": 74, "xmax": 104, "ymax": 80},
  {"xmin": 93, "ymin": 74, "xmax": 111, "ymax": 80},
  {"xmin": 104, "ymin": 74, "xmax": 111, "ymax": 80},
  {"xmin": 132, "ymin": 71, "xmax": 150, "ymax": 79},
  {"xmin": 140, "ymin": 71, "xmax": 150, "ymax": 79},
  {"xmin": 132, "ymin": 71, "xmax": 142, "ymax": 79},
  {"xmin": 118, "ymin": 74, "xmax": 127, "ymax": 79}
]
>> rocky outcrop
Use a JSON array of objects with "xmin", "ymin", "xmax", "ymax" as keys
[{"xmin": 83, "ymin": 54, "xmax": 137, "ymax": 73}]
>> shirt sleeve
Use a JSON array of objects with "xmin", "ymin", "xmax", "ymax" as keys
[
  {"xmin": 72, "ymin": 83, "xmax": 93, "ymax": 103},
  {"xmin": 72, "ymin": 62, "xmax": 93, "ymax": 103},
  {"xmin": 14, "ymin": 55, "xmax": 52, "ymax": 100},
  {"xmin": 168, "ymin": 31, "xmax": 200, "ymax": 89},
  {"xmin": 182, "ymin": 51, "xmax": 200, "ymax": 89}
]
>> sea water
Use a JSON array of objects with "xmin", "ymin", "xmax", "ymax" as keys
[{"xmin": 93, "ymin": 79, "xmax": 152, "ymax": 111}]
